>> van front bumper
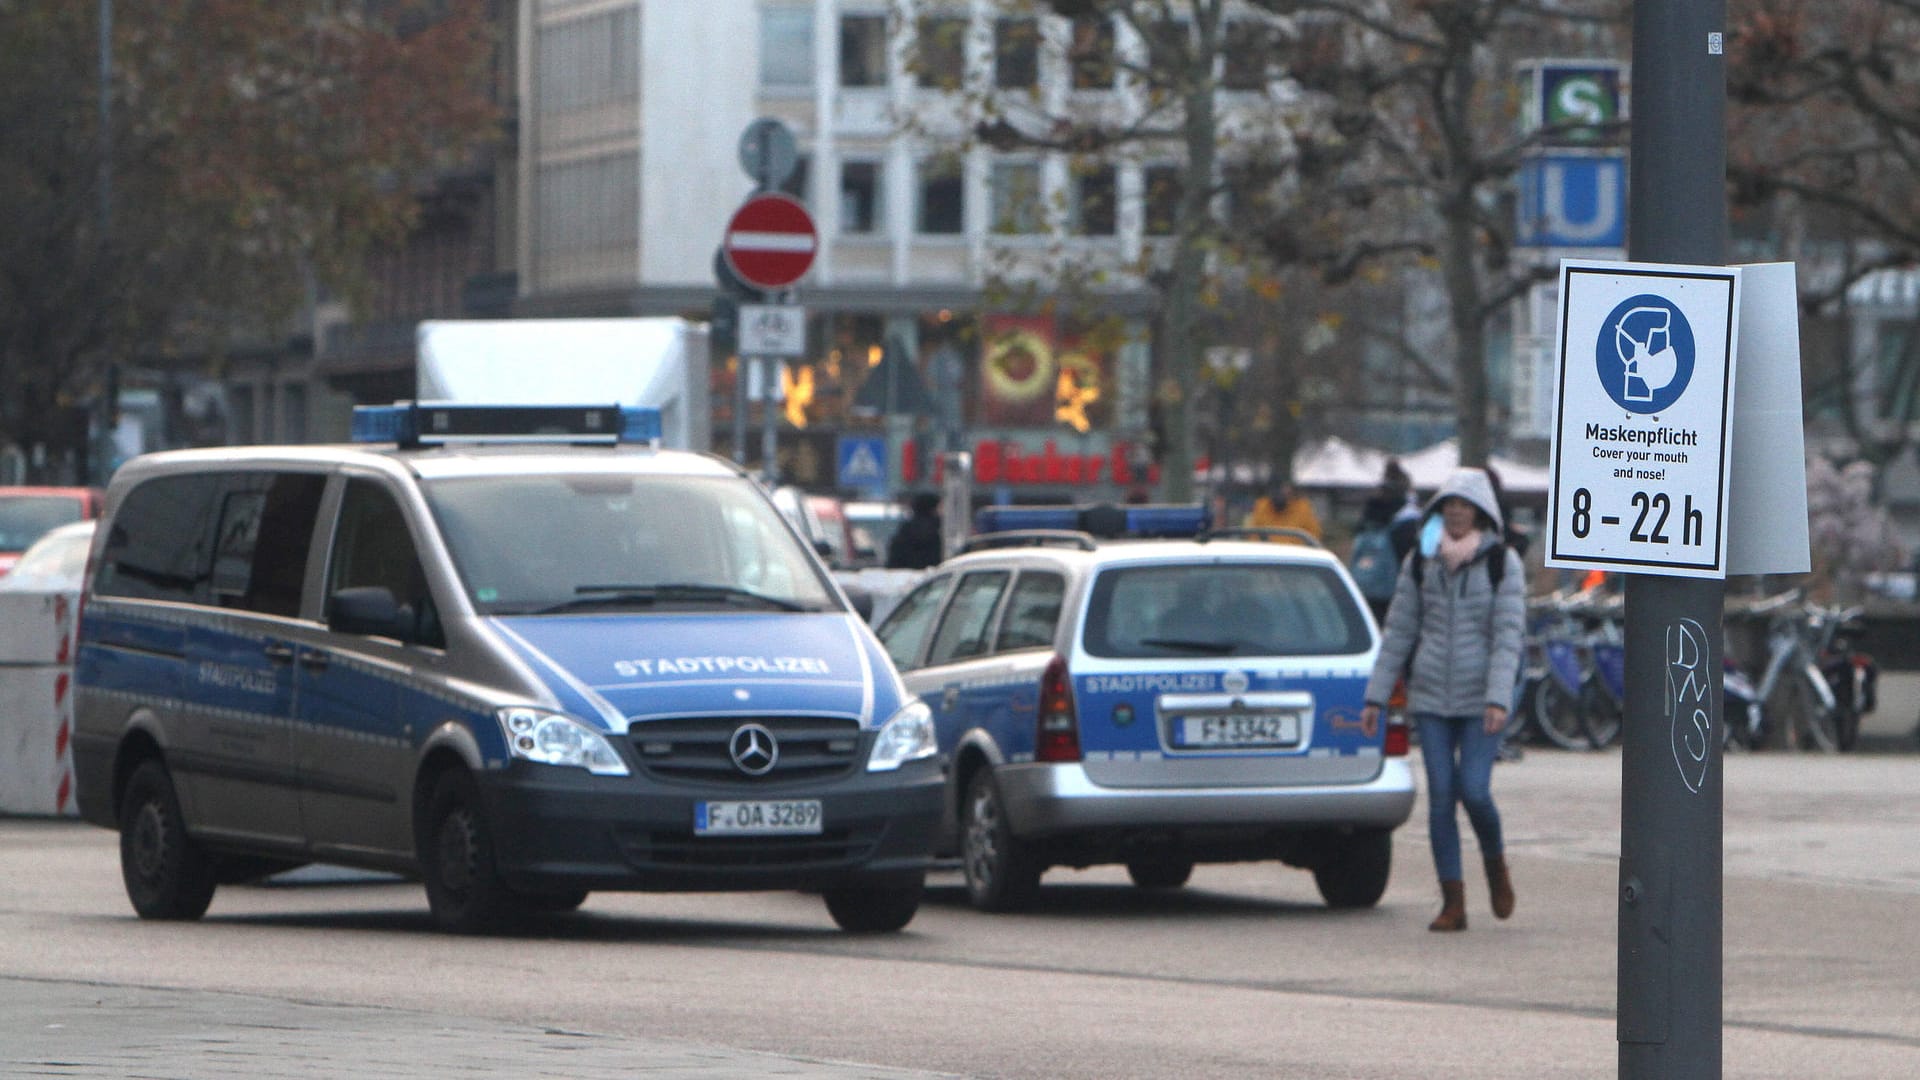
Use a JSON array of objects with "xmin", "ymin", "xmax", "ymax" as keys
[
  {"xmin": 995, "ymin": 758, "xmax": 1416, "ymax": 837},
  {"xmin": 479, "ymin": 760, "xmax": 944, "ymax": 893}
]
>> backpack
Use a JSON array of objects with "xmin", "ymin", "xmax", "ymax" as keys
[{"xmin": 1347, "ymin": 525, "xmax": 1401, "ymax": 602}]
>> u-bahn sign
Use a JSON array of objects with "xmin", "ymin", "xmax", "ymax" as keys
[{"xmin": 1546, "ymin": 259, "xmax": 1742, "ymax": 579}]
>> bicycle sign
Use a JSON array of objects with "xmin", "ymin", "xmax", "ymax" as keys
[{"xmin": 1546, "ymin": 259, "xmax": 1741, "ymax": 578}]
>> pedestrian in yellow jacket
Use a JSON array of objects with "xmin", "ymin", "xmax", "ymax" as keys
[{"xmin": 1242, "ymin": 481, "xmax": 1322, "ymax": 542}]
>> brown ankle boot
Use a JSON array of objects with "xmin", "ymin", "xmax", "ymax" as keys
[
  {"xmin": 1429, "ymin": 880, "xmax": 1467, "ymax": 931},
  {"xmin": 1486, "ymin": 856, "xmax": 1515, "ymax": 920}
]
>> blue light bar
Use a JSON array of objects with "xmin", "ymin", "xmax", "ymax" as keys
[
  {"xmin": 972, "ymin": 503, "xmax": 1210, "ymax": 540},
  {"xmin": 350, "ymin": 402, "xmax": 663, "ymax": 448}
]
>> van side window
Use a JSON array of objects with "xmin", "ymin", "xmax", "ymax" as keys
[
  {"xmin": 874, "ymin": 575, "xmax": 954, "ymax": 671},
  {"xmin": 925, "ymin": 571, "xmax": 1011, "ymax": 666},
  {"xmin": 94, "ymin": 473, "xmax": 225, "ymax": 604},
  {"xmin": 994, "ymin": 571, "xmax": 1065, "ymax": 652},
  {"xmin": 211, "ymin": 472, "xmax": 326, "ymax": 618},
  {"xmin": 328, "ymin": 480, "xmax": 443, "ymax": 648}
]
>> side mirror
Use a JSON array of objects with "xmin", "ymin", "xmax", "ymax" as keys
[
  {"xmin": 842, "ymin": 584, "xmax": 875, "ymax": 621},
  {"xmin": 814, "ymin": 539, "xmax": 835, "ymax": 559},
  {"xmin": 330, "ymin": 585, "xmax": 405, "ymax": 638}
]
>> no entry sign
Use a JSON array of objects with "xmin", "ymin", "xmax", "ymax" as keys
[{"xmin": 722, "ymin": 193, "xmax": 817, "ymax": 291}]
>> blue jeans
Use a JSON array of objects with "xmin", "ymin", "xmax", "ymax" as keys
[{"xmin": 1416, "ymin": 712, "xmax": 1505, "ymax": 883}]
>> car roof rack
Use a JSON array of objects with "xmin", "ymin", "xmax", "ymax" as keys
[
  {"xmin": 1197, "ymin": 526, "xmax": 1324, "ymax": 549},
  {"xmin": 960, "ymin": 529, "xmax": 1099, "ymax": 554}
]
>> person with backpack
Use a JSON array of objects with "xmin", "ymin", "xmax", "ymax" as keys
[
  {"xmin": 1350, "ymin": 460, "xmax": 1414, "ymax": 623},
  {"xmin": 1360, "ymin": 467, "xmax": 1526, "ymax": 933}
]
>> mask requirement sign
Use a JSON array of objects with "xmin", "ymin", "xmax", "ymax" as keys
[{"xmin": 1546, "ymin": 260, "xmax": 1741, "ymax": 579}]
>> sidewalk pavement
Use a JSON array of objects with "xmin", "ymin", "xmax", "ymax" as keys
[{"xmin": 1, "ymin": 977, "xmax": 959, "ymax": 1080}]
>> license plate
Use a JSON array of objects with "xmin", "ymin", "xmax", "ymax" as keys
[
  {"xmin": 695, "ymin": 800, "xmax": 823, "ymax": 836},
  {"xmin": 1174, "ymin": 713, "xmax": 1301, "ymax": 749}
]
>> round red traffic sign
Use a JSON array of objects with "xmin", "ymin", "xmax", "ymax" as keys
[{"xmin": 722, "ymin": 193, "xmax": 818, "ymax": 290}]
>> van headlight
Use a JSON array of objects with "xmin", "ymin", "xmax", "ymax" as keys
[
  {"xmin": 497, "ymin": 707, "xmax": 630, "ymax": 776},
  {"xmin": 868, "ymin": 699, "xmax": 938, "ymax": 772}
]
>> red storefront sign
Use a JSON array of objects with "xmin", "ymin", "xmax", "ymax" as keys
[{"xmin": 901, "ymin": 438, "xmax": 1160, "ymax": 487}]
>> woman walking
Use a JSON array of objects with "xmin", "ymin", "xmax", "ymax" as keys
[{"xmin": 1359, "ymin": 468, "xmax": 1525, "ymax": 931}]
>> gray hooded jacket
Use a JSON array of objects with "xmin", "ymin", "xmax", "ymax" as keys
[{"xmin": 1362, "ymin": 468, "xmax": 1527, "ymax": 717}]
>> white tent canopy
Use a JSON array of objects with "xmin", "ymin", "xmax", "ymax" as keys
[{"xmin": 1294, "ymin": 436, "xmax": 1549, "ymax": 496}]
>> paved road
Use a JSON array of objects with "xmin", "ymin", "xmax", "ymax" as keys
[{"xmin": 3, "ymin": 749, "xmax": 1917, "ymax": 1079}]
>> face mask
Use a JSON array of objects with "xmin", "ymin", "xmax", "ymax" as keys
[{"xmin": 1419, "ymin": 514, "xmax": 1443, "ymax": 557}]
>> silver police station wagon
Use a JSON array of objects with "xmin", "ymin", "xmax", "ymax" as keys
[
  {"xmin": 874, "ymin": 505, "xmax": 1416, "ymax": 912},
  {"xmin": 72, "ymin": 404, "xmax": 943, "ymax": 933}
]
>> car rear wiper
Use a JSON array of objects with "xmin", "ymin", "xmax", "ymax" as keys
[
  {"xmin": 1139, "ymin": 637, "xmax": 1240, "ymax": 655},
  {"xmin": 535, "ymin": 583, "xmax": 812, "ymax": 614}
]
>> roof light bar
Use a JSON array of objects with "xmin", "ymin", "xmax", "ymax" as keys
[
  {"xmin": 972, "ymin": 503, "xmax": 1210, "ymax": 540},
  {"xmin": 350, "ymin": 402, "xmax": 662, "ymax": 448}
]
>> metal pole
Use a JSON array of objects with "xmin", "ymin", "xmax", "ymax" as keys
[
  {"xmin": 1620, "ymin": 4, "xmax": 1726, "ymax": 1078},
  {"xmin": 732, "ymin": 356, "xmax": 749, "ymax": 467},
  {"xmin": 759, "ymin": 357, "xmax": 778, "ymax": 485},
  {"xmin": 98, "ymin": 0, "xmax": 112, "ymax": 229}
]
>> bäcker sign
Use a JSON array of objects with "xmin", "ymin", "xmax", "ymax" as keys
[{"xmin": 1546, "ymin": 259, "xmax": 1741, "ymax": 579}]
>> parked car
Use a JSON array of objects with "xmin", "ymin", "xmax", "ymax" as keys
[
  {"xmin": 873, "ymin": 504, "xmax": 1416, "ymax": 912},
  {"xmin": 0, "ymin": 520, "xmax": 96, "ymax": 594},
  {"xmin": 71, "ymin": 403, "xmax": 941, "ymax": 933},
  {"xmin": 0, "ymin": 487, "xmax": 102, "ymax": 577}
]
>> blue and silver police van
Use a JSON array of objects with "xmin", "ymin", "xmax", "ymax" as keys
[
  {"xmin": 874, "ymin": 505, "xmax": 1416, "ymax": 911},
  {"xmin": 71, "ymin": 403, "xmax": 942, "ymax": 933}
]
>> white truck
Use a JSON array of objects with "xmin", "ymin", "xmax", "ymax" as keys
[{"xmin": 416, "ymin": 318, "xmax": 711, "ymax": 451}]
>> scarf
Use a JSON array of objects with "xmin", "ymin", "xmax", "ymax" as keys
[{"xmin": 1438, "ymin": 527, "xmax": 1484, "ymax": 574}]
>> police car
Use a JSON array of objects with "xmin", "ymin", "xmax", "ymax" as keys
[
  {"xmin": 71, "ymin": 403, "xmax": 942, "ymax": 933},
  {"xmin": 873, "ymin": 505, "xmax": 1415, "ymax": 911}
]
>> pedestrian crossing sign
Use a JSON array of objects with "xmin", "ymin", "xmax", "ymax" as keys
[{"xmin": 837, "ymin": 436, "xmax": 888, "ymax": 493}]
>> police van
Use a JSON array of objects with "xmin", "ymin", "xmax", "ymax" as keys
[
  {"xmin": 72, "ymin": 403, "xmax": 942, "ymax": 933},
  {"xmin": 873, "ymin": 505, "xmax": 1415, "ymax": 911}
]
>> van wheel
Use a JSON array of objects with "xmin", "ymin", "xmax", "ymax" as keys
[
  {"xmin": 1126, "ymin": 858, "xmax": 1194, "ymax": 890},
  {"xmin": 961, "ymin": 771, "xmax": 1041, "ymax": 912},
  {"xmin": 1311, "ymin": 828, "xmax": 1392, "ymax": 909},
  {"xmin": 420, "ymin": 771, "xmax": 519, "ymax": 933},
  {"xmin": 119, "ymin": 761, "xmax": 217, "ymax": 920},
  {"xmin": 823, "ymin": 874, "xmax": 924, "ymax": 933}
]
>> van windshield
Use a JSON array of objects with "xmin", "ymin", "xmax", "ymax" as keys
[
  {"xmin": 1082, "ymin": 561, "xmax": 1372, "ymax": 658},
  {"xmin": 424, "ymin": 473, "xmax": 840, "ymax": 615}
]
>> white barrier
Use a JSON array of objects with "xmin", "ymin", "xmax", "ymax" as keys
[{"xmin": 0, "ymin": 591, "xmax": 78, "ymax": 817}]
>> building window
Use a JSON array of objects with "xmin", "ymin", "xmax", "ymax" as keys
[
  {"xmin": 917, "ymin": 15, "xmax": 966, "ymax": 90},
  {"xmin": 760, "ymin": 6, "xmax": 814, "ymax": 89},
  {"xmin": 1223, "ymin": 163, "xmax": 1272, "ymax": 231},
  {"xmin": 537, "ymin": 8, "xmax": 639, "ymax": 114},
  {"xmin": 1145, "ymin": 19, "xmax": 1190, "ymax": 70},
  {"xmin": 1222, "ymin": 21, "xmax": 1273, "ymax": 91},
  {"xmin": 990, "ymin": 161, "xmax": 1043, "ymax": 235},
  {"xmin": 840, "ymin": 160, "xmax": 883, "ymax": 234},
  {"xmin": 1069, "ymin": 163, "xmax": 1116, "ymax": 236},
  {"xmin": 917, "ymin": 156, "xmax": 964, "ymax": 235},
  {"xmin": 840, "ymin": 13, "xmax": 888, "ymax": 87},
  {"xmin": 1143, "ymin": 164, "xmax": 1182, "ymax": 236},
  {"xmin": 537, "ymin": 154, "xmax": 640, "ymax": 252},
  {"xmin": 995, "ymin": 18, "xmax": 1038, "ymax": 89},
  {"xmin": 1069, "ymin": 16, "xmax": 1115, "ymax": 90},
  {"xmin": 281, "ymin": 384, "xmax": 307, "ymax": 444}
]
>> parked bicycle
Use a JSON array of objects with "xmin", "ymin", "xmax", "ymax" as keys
[
  {"xmin": 1521, "ymin": 590, "xmax": 1622, "ymax": 751},
  {"xmin": 1725, "ymin": 593, "xmax": 1875, "ymax": 753}
]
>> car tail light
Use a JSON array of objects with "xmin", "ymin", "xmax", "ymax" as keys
[
  {"xmin": 1383, "ymin": 712, "xmax": 1409, "ymax": 757},
  {"xmin": 1036, "ymin": 654, "xmax": 1081, "ymax": 762}
]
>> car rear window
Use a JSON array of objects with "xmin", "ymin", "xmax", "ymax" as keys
[
  {"xmin": 0, "ymin": 495, "xmax": 85, "ymax": 552},
  {"xmin": 1082, "ymin": 561, "xmax": 1371, "ymax": 658}
]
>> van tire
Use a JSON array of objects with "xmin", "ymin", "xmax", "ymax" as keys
[
  {"xmin": 420, "ymin": 771, "xmax": 519, "ymax": 933},
  {"xmin": 823, "ymin": 874, "xmax": 924, "ymax": 933},
  {"xmin": 961, "ymin": 771, "xmax": 1042, "ymax": 912},
  {"xmin": 1126, "ymin": 858, "xmax": 1194, "ymax": 890},
  {"xmin": 1311, "ymin": 828, "xmax": 1392, "ymax": 909},
  {"xmin": 119, "ymin": 761, "xmax": 217, "ymax": 920},
  {"xmin": 515, "ymin": 888, "xmax": 589, "ymax": 913}
]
